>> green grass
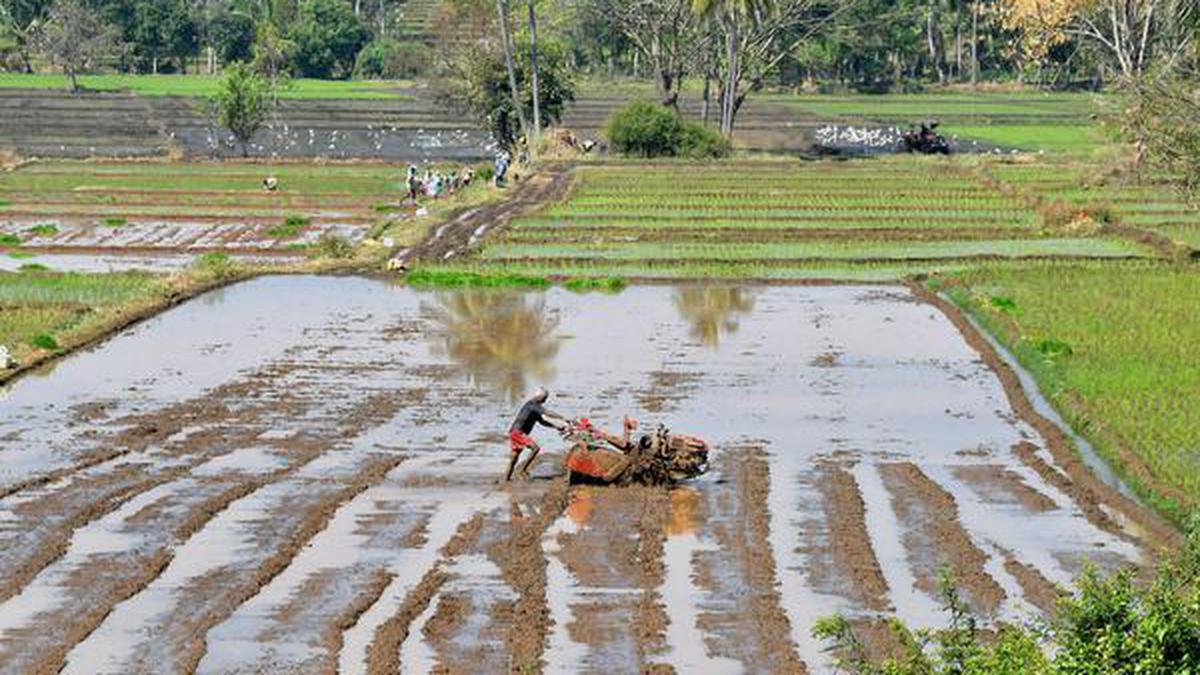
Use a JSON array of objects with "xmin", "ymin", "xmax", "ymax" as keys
[
  {"xmin": 405, "ymin": 269, "xmax": 551, "ymax": 288},
  {"xmin": 0, "ymin": 233, "xmax": 21, "ymax": 246},
  {"xmin": 26, "ymin": 223, "xmax": 59, "ymax": 238},
  {"xmin": 0, "ymin": 73, "xmax": 412, "ymax": 99},
  {"xmin": 267, "ymin": 215, "xmax": 310, "ymax": 239},
  {"xmin": 101, "ymin": 217, "xmax": 127, "ymax": 228},
  {"xmin": 0, "ymin": 270, "xmax": 171, "ymax": 364},
  {"xmin": 1152, "ymin": 225, "xmax": 1200, "ymax": 250},
  {"xmin": 942, "ymin": 262, "xmax": 1200, "ymax": 522},
  {"xmin": 482, "ymin": 238, "xmax": 1145, "ymax": 262},
  {"xmin": 946, "ymin": 124, "xmax": 1108, "ymax": 154}
]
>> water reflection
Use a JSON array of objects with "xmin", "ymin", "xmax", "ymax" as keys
[
  {"xmin": 425, "ymin": 291, "xmax": 562, "ymax": 401},
  {"xmin": 673, "ymin": 287, "xmax": 757, "ymax": 348}
]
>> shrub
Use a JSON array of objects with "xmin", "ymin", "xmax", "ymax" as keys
[
  {"xmin": 354, "ymin": 40, "xmax": 430, "ymax": 79},
  {"xmin": 677, "ymin": 121, "xmax": 732, "ymax": 159},
  {"xmin": 0, "ymin": 233, "xmax": 21, "ymax": 246},
  {"xmin": 27, "ymin": 223, "xmax": 59, "ymax": 237},
  {"xmin": 818, "ymin": 516, "xmax": 1200, "ymax": 674},
  {"xmin": 190, "ymin": 251, "xmax": 238, "ymax": 279},
  {"xmin": 605, "ymin": 100, "xmax": 730, "ymax": 159},
  {"xmin": 311, "ymin": 233, "xmax": 353, "ymax": 259},
  {"xmin": 30, "ymin": 333, "xmax": 59, "ymax": 350},
  {"xmin": 267, "ymin": 215, "xmax": 309, "ymax": 239}
]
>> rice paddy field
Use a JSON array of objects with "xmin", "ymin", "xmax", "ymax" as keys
[
  {"xmin": 0, "ymin": 160, "xmax": 458, "ymax": 262},
  {"xmin": 940, "ymin": 262, "xmax": 1200, "ymax": 521},
  {"xmin": 433, "ymin": 158, "xmax": 1160, "ymax": 281}
]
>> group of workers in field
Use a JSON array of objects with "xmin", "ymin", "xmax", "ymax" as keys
[{"xmin": 404, "ymin": 164, "xmax": 476, "ymax": 203}]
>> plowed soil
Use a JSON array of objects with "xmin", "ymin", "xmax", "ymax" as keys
[{"xmin": 0, "ymin": 278, "xmax": 1170, "ymax": 674}]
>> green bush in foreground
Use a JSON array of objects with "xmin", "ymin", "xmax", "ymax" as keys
[
  {"xmin": 817, "ymin": 516, "xmax": 1200, "ymax": 674},
  {"xmin": 605, "ymin": 100, "xmax": 730, "ymax": 159}
]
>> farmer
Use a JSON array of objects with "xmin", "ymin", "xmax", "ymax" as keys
[
  {"xmin": 506, "ymin": 387, "xmax": 566, "ymax": 481},
  {"xmin": 405, "ymin": 164, "xmax": 419, "ymax": 203}
]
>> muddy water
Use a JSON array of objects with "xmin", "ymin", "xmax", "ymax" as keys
[{"xmin": 0, "ymin": 277, "xmax": 1149, "ymax": 673}]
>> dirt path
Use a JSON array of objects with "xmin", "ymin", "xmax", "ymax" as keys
[{"xmin": 392, "ymin": 164, "xmax": 574, "ymax": 267}]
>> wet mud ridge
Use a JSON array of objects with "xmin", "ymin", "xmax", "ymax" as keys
[
  {"xmin": 0, "ymin": 278, "xmax": 1173, "ymax": 673},
  {"xmin": 394, "ymin": 164, "xmax": 574, "ymax": 266}
]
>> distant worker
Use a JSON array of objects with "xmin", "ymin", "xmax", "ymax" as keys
[
  {"xmin": 461, "ymin": 167, "xmax": 475, "ymax": 187},
  {"xmin": 406, "ymin": 164, "xmax": 419, "ymax": 203},
  {"xmin": 506, "ymin": 387, "xmax": 566, "ymax": 481},
  {"xmin": 494, "ymin": 151, "xmax": 510, "ymax": 186},
  {"xmin": 262, "ymin": 176, "xmax": 278, "ymax": 192}
]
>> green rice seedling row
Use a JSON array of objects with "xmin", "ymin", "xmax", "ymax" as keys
[{"xmin": 481, "ymin": 238, "xmax": 1147, "ymax": 262}]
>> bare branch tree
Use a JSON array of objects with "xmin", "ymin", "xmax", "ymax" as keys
[{"xmin": 34, "ymin": 0, "xmax": 118, "ymax": 92}]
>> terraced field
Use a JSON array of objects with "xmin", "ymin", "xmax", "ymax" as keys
[
  {"xmin": 431, "ymin": 159, "xmax": 1155, "ymax": 281},
  {"xmin": 0, "ymin": 161, "xmax": 416, "ymax": 269},
  {"xmin": 987, "ymin": 161, "xmax": 1200, "ymax": 249}
]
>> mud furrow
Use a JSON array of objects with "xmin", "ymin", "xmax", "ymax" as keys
[
  {"xmin": 178, "ymin": 453, "xmax": 406, "ymax": 673},
  {"xmin": 504, "ymin": 480, "xmax": 571, "ymax": 673},
  {"xmin": 1010, "ymin": 441, "xmax": 1122, "ymax": 534},
  {"xmin": 0, "ymin": 473, "xmax": 159, "ymax": 604},
  {"xmin": 365, "ymin": 512, "xmax": 486, "ymax": 674},
  {"xmin": 818, "ymin": 462, "xmax": 891, "ymax": 612},
  {"xmin": 321, "ymin": 569, "xmax": 395, "ymax": 674},
  {"xmin": 634, "ymin": 489, "xmax": 671, "ymax": 668},
  {"xmin": 741, "ymin": 450, "xmax": 808, "ymax": 674},
  {"xmin": 879, "ymin": 462, "xmax": 1006, "ymax": 616},
  {"xmin": 1002, "ymin": 553, "xmax": 1064, "ymax": 615}
]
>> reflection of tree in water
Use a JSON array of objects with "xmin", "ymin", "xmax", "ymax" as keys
[
  {"xmin": 673, "ymin": 287, "xmax": 757, "ymax": 347},
  {"xmin": 426, "ymin": 291, "xmax": 562, "ymax": 401}
]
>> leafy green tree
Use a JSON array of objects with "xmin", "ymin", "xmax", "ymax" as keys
[
  {"xmin": 289, "ymin": 0, "xmax": 369, "ymax": 78},
  {"xmin": 0, "ymin": 0, "xmax": 51, "ymax": 72},
  {"xmin": 252, "ymin": 20, "xmax": 296, "ymax": 82},
  {"xmin": 437, "ymin": 37, "xmax": 575, "ymax": 150},
  {"xmin": 207, "ymin": 7, "xmax": 256, "ymax": 65},
  {"xmin": 34, "ymin": 0, "xmax": 117, "ymax": 91},
  {"xmin": 211, "ymin": 61, "xmax": 272, "ymax": 157},
  {"xmin": 1122, "ymin": 72, "xmax": 1200, "ymax": 200},
  {"xmin": 129, "ymin": 0, "xmax": 199, "ymax": 73}
]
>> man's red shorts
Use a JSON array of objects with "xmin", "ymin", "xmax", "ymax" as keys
[{"xmin": 509, "ymin": 429, "xmax": 535, "ymax": 454}]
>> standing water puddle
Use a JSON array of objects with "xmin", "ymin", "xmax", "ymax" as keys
[{"xmin": 0, "ymin": 277, "xmax": 1151, "ymax": 673}]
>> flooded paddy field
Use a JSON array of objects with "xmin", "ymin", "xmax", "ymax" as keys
[{"xmin": 0, "ymin": 276, "xmax": 1167, "ymax": 674}]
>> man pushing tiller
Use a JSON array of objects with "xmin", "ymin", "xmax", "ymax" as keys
[{"xmin": 506, "ymin": 388, "xmax": 567, "ymax": 481}]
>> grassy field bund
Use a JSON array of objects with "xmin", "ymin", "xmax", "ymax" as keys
[
  {"xmin": 938, "ymin": 263, "xmax": 1200, "ymax": 522},
  {"xmin": 0, "ymin": 73, "xmax": 412, "ymax": 99}
]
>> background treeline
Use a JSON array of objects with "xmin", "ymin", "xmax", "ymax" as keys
[
  {"xmin": 0, "ymin": 0, "xmax": 427, "ymax": 79},
  {"xmin": 1, "ymin": 0, "xmax": 1196, "ymax": 89}
]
